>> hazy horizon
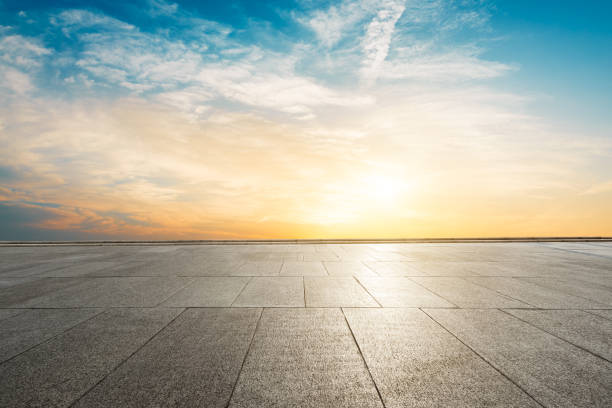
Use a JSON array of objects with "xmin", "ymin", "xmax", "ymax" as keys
[{"xmin": 1, "ymin": 0, "xmax": 611, "ymax": 240}]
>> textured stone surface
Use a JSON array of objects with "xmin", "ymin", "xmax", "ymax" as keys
[
  {"xmin": 0, "ymin": 308, "xmax": 103, "ymax": 363},
  {"xmin": 20, "ymin": 277, "xmax": 192, "ymax": 307},
  {"xmin": 343, "ymin": 308, "xmax": 540, "ymax": 407},
  {"xmin": 280, "ymin": 261, "xmax": 328, "ymax": 276},
  {"xmin": 232, "ymin": 276, "xmax": 304, "ymax": 307},
  {"xmin": 0, "ymin": 308, "xmax": 182, "ymax": 408},
  {"xmin": 161, "ymin": 277, "xmax": 249, "ymax": 307},
  {"xmin": 426, "ymin": 308, "xmax": 612, "ymax": 407},
  {"xmin": 1, "ymin": 241, "xmax": 611, "ymax": 408},
  {"xmin": 357, "ymin": 277, "xmax": 455, "ymax": 307},
  {"xmin": 228, "ymin": 308, "xmax": 383, "ymax": 408},
  {"xmin": 74, "ymin": 308, "xmax": 260, "ymax": 408},
  {"xmin": 504, "ymin": 309, "xmax": 612, "ymax": 361},
  {"xmin": 411, "ymin": 277, "xmax": 531, "ymax": 308},
  {"xmin": 304, "ymin": 277, "xmax": 378, "ymax": 307}
]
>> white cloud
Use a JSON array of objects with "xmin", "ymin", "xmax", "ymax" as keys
[
  {"xmin": 0, "ymin": 35, "xmax": 51, "ymax": 68},
  {"xmin": 0, "ymin": 66, "xmax": 33, "ymax": 94},
  {"xmin": 52, "ymin": 9, "xmax": 135, "ymax": 32},
  {"xmin": 379, "ymin": 51, "xmax": 515, "ymax": 81},
  {"xmin": 360, "ymin": 0, "xmax": 405, "ymax": 81},
  {"xmin": 148, "ymin": 0, "xmax": 178, "ymax": 17}
]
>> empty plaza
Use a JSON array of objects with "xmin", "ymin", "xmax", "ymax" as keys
[{"xmin": 0, "ymin": 240, "xmax": 611, "ymax": 407}]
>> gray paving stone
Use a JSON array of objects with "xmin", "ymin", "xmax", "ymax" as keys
[
  {"xmin": 343, "ymin": 308, "xmax": 540, "ymax": 407},
  {"xmin": 410, "ymin": 277, "xmax": 532, "ymax": 308},
  {"xmin": 426, "ymin": 308, "xmax": 612, "ymax": 407},
  {"xmin": 232, "ymin": 277, "xmax": 304, "ymax": 307},
  {"xmin": 231, "ymin": 261, "xmax": 282, "ymax": 276},
  {"xmin": 228, "ymin": 308, "xmax": 383, "ymax": 408},
  {"xmin": 304, "ymin": 277, "xmax": 379, "ymax": 307},
  {"xmin": 302, "ymin": 252, "xmax": 340, "ymax": 261},
  {"xmin": 466, "ymin": 276, "xmax": 608, "ymax": 308},
  {"xmin": 0, "ymin": 309, "xmax": 26, "ymax": 321},
  {"xmin": 587, "ymin": 309, "xmax": 612, "ymax": 320},
  {"xmin": 0, "ymin": 308, "xmax": 103, "ymax": 362},
  {"xmin": 0, "ymin": 308, "xmax": 182, "ymax": 408},
  {"xmin": 280, "ymin": 261, "xmax": 327, "ymax": 276},
  {"xmin": 519, "ymin": 277, "xmax": 612, "ymax": 306},
  {"xmin": 408, "ymin": 261, "xmax": 512, "ymax": 276},
  {"xmin": 357, "ymin": 277, "xmax": 455, "ymax": 307},
  {"xmin": 0, "ymin": 277, "xmax": 88, "ymax": 308},
  {"xmin": 323, "ymin": 261, "xmax": 378, "ymax": 276},
  {"xmin": 0, "ymin": 276, "xmax": 41, "ymax": 288},
  {"xmin": 74, "ymin": 308, "xmax": 261, "ymax": 408},
  {"xmin": 37, "ymin": 261, "xmax": 119, "ymax": 277},
  {"xmin": 363, "ymin": 261, "xmax": 424, "ymax": 276},
  {"xmin": 161, "ymin": 277, "xmax": 249, "ymax": 307},
  {"xmin": 199, "ymin": 261, "xmax": 246, "ymax": 276},
  {"xmin": 504, "ymin": 309, "xmax": 612, "ymax": 361},
  {"xmin": 19, "ymin": 277, "xmax": 192, "ymax": 308},
  {"xmin": 0, "ymin": 260, "xmax": 77, "ymax": 278}
]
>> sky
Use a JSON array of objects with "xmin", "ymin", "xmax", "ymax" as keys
[{"xmin": 0, "ymin": 0, "xmax": 611, "ymax": 240}]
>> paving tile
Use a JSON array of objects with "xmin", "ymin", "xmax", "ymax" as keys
[
  {"xmin": 19, "ymin": 277, "xmax": 192, "ymax": 308},
  {"xmin": 228, "ymin": 308, "xmax": 383, "ymax": 408},
  {"xmin": 74, "ymin": 308, "xmax": 261, "ymax": 408},
  {"xmin": 0, "ymin": 277, "xmax": 88, "ymax": 308},
  {"xmin": 302, "ymin": 252, "xmax": 340, "ymax": 261},
  {"xmin": 426, "ymin": 308, "xmax": 612, "ymax": 407},
  {"xmin": 304, "ymin": 277, "xmax": 378, "ymax": 307},
  {"xmin": 161, "ymin": 277, "xmax": 249, "ymax": 307},
  {"xmin": 504, "ymin": 309, "xmax": 612, "ymax": 361},
  {"xmin": 408, "ymin": 261, "xmax": 511, "ymax": 276},
  {"xmin": 0, "ymin": 309, "xmax": 103, "ymax": 362},
  {"xmin": 357, "ymin": 277, "xmax": 455, "ymax": 307},
  {"xmin": 0, "ymin": 276, "xmax": 41, "ymax": 288},
  {"xmin": 0, "ymin": 309, "xmax": 26, "ymax": 321},
  {"xmin": 410, "ymin": 277, "xmax": 531, "ymax": 308},
  {"xmin": 0, "ymin": 308, "xmax": 182, "ymax": 408},
  {"xmin": 198, "ymin": 261, "xmax": 246, "ymax": 276},
  {"xmin": 0, "ymin": 260, "xmax": 78, "ymax": 278},
  {"xmin": 231, "ymin": 262, "xmax": 282, "ymax": 276},
  {"xmin": 519, "ymin": 277, "xmax": 612, "ymax": 306},
  {"xmin": 343, "ymin": 308, "xmax": 540, "ymax": 407},
  {"xmin": 232, "ymin": 277, "xmax": 304, "ymax": 307},
  {"xmin": 323, "ymin": 261, "xmax": 377, "ymax": 276},
  {"xmin": 363, "ymin": 261, "xmax": 424, "ymax": 276},
  {"xmin": 587, "ymin": 309, "xmax": 612, "ymax": 320},
  {"xmin": 280, "ymin": 261, "xmax": 327, "ymax": 276},
  {"xmin": 466, "ymin": 276, "xmax": 608, "ymax": 308},
  {"xmin": 37, "ymin": 261, "xmax": 119, "ymax": 277}
]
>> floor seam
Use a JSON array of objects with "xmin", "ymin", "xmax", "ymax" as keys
[
  {"xmin": 461, "ymin": 277, "xmax": 539, "ymax": 308},
  {"xmin": 352, "ymin": 276, "xmax": 383, "ymax": 308},
  {"xmin": 498, "ymin": 308, "xmax": 612, "ymax": 363},
  {"xmin": 405, "ymin": 277, "xmax": 460, "ymax": 308},
  {"xmin": 420, "ymin": 308, "xmax": 546, "ymax": 408},
  {"xmin": 224, "ymin": 307, "xmax": 264, "ymax": 408},
  {"xmin": 67, "ymin": 307, "xmax": 188, "ymax": 408},
  {"xmin": 340, "ymin": 307, "xmax": 387, "ymax": 408},
  {"xmin": 0, "ymin": 308, "xmax": 107, "ymax": 366},
  {"xmin": 230, "ymin": 277, "xmax": 254, "ymax": 307}
]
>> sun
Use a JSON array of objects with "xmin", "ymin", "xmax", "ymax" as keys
[{"xmin": 363, "ymin": 174, "xmax": 406, "ymax": 203}]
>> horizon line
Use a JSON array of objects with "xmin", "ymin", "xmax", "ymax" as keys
[{"xmin": 2, "ymin": 236, "xmax": 611, "ymax": 246}]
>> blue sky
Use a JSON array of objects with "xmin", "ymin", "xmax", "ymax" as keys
[{"xmin": 0, "ymin": 0, "xmax": 611, "ymax": 239}]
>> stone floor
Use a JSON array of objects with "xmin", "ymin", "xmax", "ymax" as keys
[{"xmin": 0, "ymin": 241, "xmax": 611, "ymax": 407}]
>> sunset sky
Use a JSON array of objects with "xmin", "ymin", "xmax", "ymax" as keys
[{"xmin": 1, "ymin": 0, "xmax": 611, "ymax": 240}]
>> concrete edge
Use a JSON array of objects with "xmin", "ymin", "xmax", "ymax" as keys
[{"xmin": 0, "ymin": 237, "xmax": 611, "ymax": 247}]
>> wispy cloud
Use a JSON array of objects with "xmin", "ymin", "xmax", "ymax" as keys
[{"xmin": 360, "ymin": 0, "xmax": 405, "ymax": 82}]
